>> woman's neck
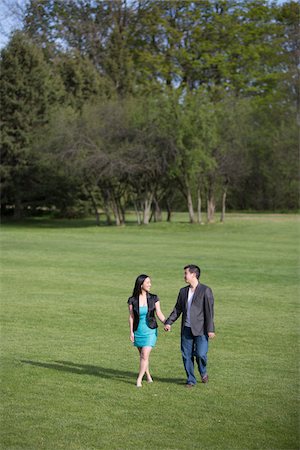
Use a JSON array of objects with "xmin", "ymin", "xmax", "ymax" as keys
[{"xmin": 139, "ymin": 291, "xmax": 147, "ymax": 305}]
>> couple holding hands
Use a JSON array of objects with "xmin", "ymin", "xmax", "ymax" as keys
[{"xmin": 128, "ymin": 264, "xmax": 215, "ymax": 388}]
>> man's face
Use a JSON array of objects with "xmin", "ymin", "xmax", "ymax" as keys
[{"xmin": 184, "ymin": 269, "xmax": 195, "ymax": 285}]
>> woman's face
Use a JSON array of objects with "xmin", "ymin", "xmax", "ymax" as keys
[{"xmin": 141, "ymin": 277, "xmax": 151, "ymax": 293}]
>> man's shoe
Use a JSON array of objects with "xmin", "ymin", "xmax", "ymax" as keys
[
  {"xmin": 201, "ymin": 374, "xmax": 209, "ymax": 383},
  {"xmin": 185, "ymin": 383, "xmax": 195, "ymax": 388}
]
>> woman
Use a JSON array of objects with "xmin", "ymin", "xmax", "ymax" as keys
[{"xmin": 128, "ymin": 274, "xmax": 165, "ymax": 387}]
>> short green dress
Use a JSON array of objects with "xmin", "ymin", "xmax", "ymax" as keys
[{"xmin": 134, "ymin": 305, "xmax": 157, "ymax": 348}]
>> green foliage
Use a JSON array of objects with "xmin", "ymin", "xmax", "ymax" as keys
[
  {"xmin": 0, "ymin": 214, "xmax": 299, "ymax": 449},
  {"xmin": 37, "ymin": 96, "xmax": 178, "ymax": 223},
  {"xmin": 0, "ymin": 1, "xmax": 298, "ymax": 218},
  {"xmin": 22, "ymin": 0, "xmax": 288, "ymax": 96},
  {"xmin": 176, "ymin": 90, "xmax": 218, "ymax": 176},
  {"xmin": 235, "ymin": 98, "xmax": 299, "ymax": 210},
  {"xmin": 57, "ymin": 52, "xmax": 113, "ymax": 110},
  {"xmin": 0, "ymin": 32, "xmax": 63, "ymax": 217}
]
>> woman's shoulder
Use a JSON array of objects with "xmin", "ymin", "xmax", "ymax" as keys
[
  {"xmin": 148, "ymin": 293, "xmax": 159, "ymax": 302},
  {"xmin": 127, "ymin": 296, "xmax": 137, "ymax": 304}
]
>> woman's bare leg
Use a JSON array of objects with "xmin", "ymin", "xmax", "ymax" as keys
[
  {"xmin": 137, "ymin": 347, "xmax": 152, "ymax": 386},
  {"xmin": 137, "ymin": 348, "xmax": 152, "ymax": 382},
  {"xmin": 145, "ymin": 359, "xmax": 153, "ymax": 382}
]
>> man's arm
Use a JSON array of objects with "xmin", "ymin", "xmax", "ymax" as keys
[
  {"xmin": 164, "ymin": 290, "xmax": 183, "ymax": 330},
  {"xmin": 204, "ymin": 287, "xmax": 215, "ymax": 338}
]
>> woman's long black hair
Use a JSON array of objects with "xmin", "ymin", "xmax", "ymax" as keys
[{"xmin": 132, "ymin": 274, "xmax": 149, "ymax": 299}]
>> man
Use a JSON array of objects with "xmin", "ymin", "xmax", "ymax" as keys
[{"xmin": 164, "ymin": 264, "xmax": 215, "ymax": 387}]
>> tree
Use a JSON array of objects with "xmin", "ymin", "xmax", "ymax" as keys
[
  {"xmin": 0, "ymin": 31, "xmax": 63, "ymax": 217},
  {"xmin": 1, "ymin": 0, "xmax": 297, "ymax": 220},
  {"xmin": 24, "ymin": 0, "xmax": 136, "ymax": 97},
  {"xmin": 57, "ymin": 52, "xmax": 113, "ymax": 110},
  {"xmin": 213, "ymin": 96, "xmax": 252, "ymax": 222},
  {"xmin": 170, "ymin": 90, "xmax": 217, "ymax": 223},
  {"xmin": 276, "ymin": 1, "xmax": 300, "ymax": 123},
  {"xmin": 235, "ymin": 97, "xmax": 298, "ymax": 211}
]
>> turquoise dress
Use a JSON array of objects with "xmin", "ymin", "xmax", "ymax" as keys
[{"xmin": 134, "ymin": 305, "xmax": 157, "ymax": 348}]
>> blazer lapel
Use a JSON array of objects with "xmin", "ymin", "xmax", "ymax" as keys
[
  {"xmin": 191, "ymin": 283, "xmax": 202, "ymax": 304},
  {"xmin": 183, "ymin": 286, "xmax": 189, "ymax": 311}
]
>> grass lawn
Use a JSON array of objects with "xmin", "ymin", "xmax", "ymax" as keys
[{"xmin": 0, "ymin": 213, "xmax": 299, "ymax": 450}]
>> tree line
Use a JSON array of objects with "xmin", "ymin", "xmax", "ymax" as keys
[{"xmin": 0, "ymin": 0, "xmax": 298, "ymax": 224}]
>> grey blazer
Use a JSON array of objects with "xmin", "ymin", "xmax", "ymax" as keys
[{"xmin": 165, "ymin": 283, "xmax": 215, "ymax": 336}]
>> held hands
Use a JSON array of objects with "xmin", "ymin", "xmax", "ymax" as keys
[{"xmin": 163, "ymin": 326, "xmax": 214, "ymax": 337}]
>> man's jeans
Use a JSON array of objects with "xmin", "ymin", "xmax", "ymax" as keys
[{"xmin": 181, "ymin": 326, "xmax": 208, "ymax": 385}]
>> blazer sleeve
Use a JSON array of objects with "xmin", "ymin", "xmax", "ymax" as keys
[
  {"xmin": 204, "ymin": 287, "xmax": 215, "ymax": 333},
  {"xmin": 165, "ymin": 290, "xmax": 183, "ymax": 325}
]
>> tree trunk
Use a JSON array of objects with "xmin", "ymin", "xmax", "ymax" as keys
[
  {"xmin": 153, "ymin": 197, "xmax": 162, "ymax": 222},
  {"xmin": 120, "ymin": 204, "xmax": 126, "ymax": 224},
  {"xmin": 197, "ymin": 188, "xmax": 203, "ymax": 224},
  {"xmin": 133, "ymin": 201, "xmax": 141, "ymax": 225},
  {"xmin": 166, "ymin": 200, "xmax": 172, "ymax": 222},
  {"xmin": 187, "ymin": 187, "xmax": 195, "ymax": 223},
  {"xmin": 183, "ymin": 174, "xmax": 195, "ymax": 223},
  {"xmin": 220, "ymin": 188, "xmax": 227, "ymax": 223},
  {"xmin": 110, "ymin": 196, "xmax": 122, "ymax": 226},
  {"xmin": 207, "ymin": 195, "xmax": 215, "ymax": 223},
  {"xmin": 114, "ymin": 197, "xmax": 125, "ymax": 225},
  {"xmin": 87, "ymin": 189, "xmax": 100, "ymax": 226},
  {"xmin": 100, "ymin": 188, "xmax": 112, "ymax": 225},
  {"xmin": 13, "ymin": 192, "xmax": 23, "ymax": 219},
  {"xmin": 142, "ymin": 192, "xmax": 154, "ymax": 225}
]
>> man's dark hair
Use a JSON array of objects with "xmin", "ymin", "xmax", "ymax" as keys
[{"xmin": 184, "ymin": 264, "xmax": 201, "ymax": 279}]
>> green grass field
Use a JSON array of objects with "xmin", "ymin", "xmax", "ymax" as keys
[{"xmin": 1, "ymin": 213, "xmax": 299, "ymax": 450}]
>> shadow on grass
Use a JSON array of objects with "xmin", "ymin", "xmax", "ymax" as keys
[{"xmin": 21, "ymin": 359, "xmax": 184, "ymax": 385}]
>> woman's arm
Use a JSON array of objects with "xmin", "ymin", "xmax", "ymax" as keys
[
  {"xmin": 128, "ymin": 304, "xmax": 134, "ymax": 342},
  {"xmin": 155, "ymin": 301, "xmax": 166, "ymax": 324}
]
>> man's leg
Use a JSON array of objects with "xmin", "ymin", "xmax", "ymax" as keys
[
  {"xmin": 181, "ymin": 326, "xmax": 196, "ymax": 385},
  {"xmin": 195, "ymin": 334, "xmax": 209, "ymax": 380}
]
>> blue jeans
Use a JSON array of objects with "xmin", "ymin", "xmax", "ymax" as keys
[{"xmin": 181, "ymin": 326, "xmax": 208, "ymax": 385}]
